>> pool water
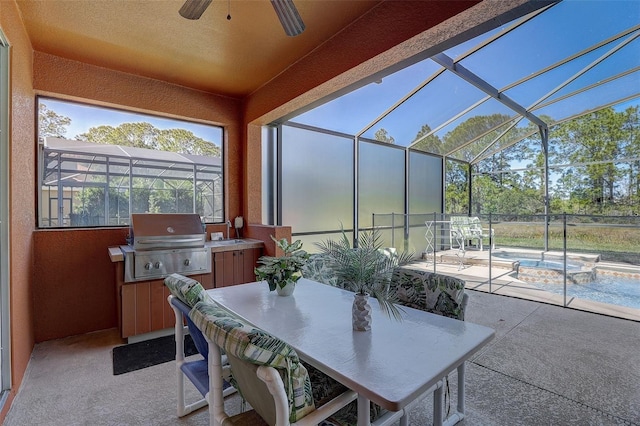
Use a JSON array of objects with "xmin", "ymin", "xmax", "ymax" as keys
[
  {"xmin": 518, "ymin": 259, "xmax": 582, "ymax": 271},
  {"xmin": 533, "ymin": 275, "xmax": 640, "ymax": 310},
  {"xmin": 492, "ymin": 252, "xmax": 583, "ymax": 269},
  {"xmin": 490, "ymin": 252, "xmax": 640, "ymax": 310}
]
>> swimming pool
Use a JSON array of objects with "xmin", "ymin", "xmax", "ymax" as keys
[
  {"xmin": 490, "ymin": 251, "xmax": 640, "ymax": 310},
  {"xmin": 517, "ymin": 259, "xmax": 582, "ymax": 271},
  {"xmin": 533, "ymin": 275, "xmax": 640, "ymax": 310},
  {"xmin": 492, "ymin": 252, "xmax": 581, "ymax": 267},
  {"xmin": 495, "ymin": 254, "xmax": 595, "ymax": 285}
]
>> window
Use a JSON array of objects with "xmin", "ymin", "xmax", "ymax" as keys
[{"xmin": 37, "ymin": 97, "xmax": 224, "ymax": 227}]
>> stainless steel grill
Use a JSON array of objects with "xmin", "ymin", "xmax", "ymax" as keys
[{"xmin": 123, "ymin": 213, "xmax": 211, "ymax": 282}]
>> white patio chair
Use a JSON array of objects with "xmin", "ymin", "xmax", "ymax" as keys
[
  {"xmin": 169, "ymin": 295, "xmax": 237, "ymax": 418},
  {"xmin": 170, "ymin": 293, "xmax": 359, "ymax": 425}
]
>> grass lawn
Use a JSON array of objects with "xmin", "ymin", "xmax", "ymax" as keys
[{"xmin": 492, "ymin": 223, "xmax": 640, "ymax": 265}]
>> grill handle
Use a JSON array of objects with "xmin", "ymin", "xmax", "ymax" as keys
[{"xmin": 136, "ymin": 238, "xmax": 203, "ymax": 245}]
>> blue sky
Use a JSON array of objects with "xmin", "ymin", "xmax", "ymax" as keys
[
  {"xmin": 41, "ymin": 97, "xmax": 223, "ymax": 147},
  {"xmin": 292, "ymin": 0, "xmax": 640, "ymax": 147}
]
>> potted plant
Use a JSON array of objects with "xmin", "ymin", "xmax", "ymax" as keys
[
  {"xmin": 255, "ymin": 236, "xmax": 310, "ymax": 296},
  {"xmin": 315, "ymin": 227, "xmax": 414, "ymax": 330}
]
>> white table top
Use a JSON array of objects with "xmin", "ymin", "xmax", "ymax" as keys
[{"xmin": 207, "ymin": 279, "xmax": 494, "ymax": 412}]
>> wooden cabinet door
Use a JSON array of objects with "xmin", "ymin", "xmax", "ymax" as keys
[
  {"xmin": 212, "ymin": 247, "xmax": 263, "ymax": 288},
  {"xmin": 121, "ymin": 284, "xmax": 136, "ymax": 338},
  {"xmin": 214, "ymin": 251, "xmax": 236, "ymax": 287},
  {"xmin": 134, "ymin": 282, "xmax": 152, "ymax": 335},
  {"xmin": 150, "ymin": 280, "xmax": 175, "ymax": 332},
  {"xmin": 120, "ymin": 279, "xmax": 175, "ymax": 338},
  {"xmin": 241, "ymin": 248, "xmax": 261, "ymax": 283},
  {"xmin": 121, "ymin": 281, "xmax": 152, "ymax": 338},
  {"xmin": 233, "ymin": 250, "xmax": 244, "ymax": 285},
  {"xmin": 198, "ymin": 272, "xmax": 214, "ymax": 290}
]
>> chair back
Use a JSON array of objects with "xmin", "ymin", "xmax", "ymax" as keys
[
  {"xmin": 225, "ymin": 352, "xmax": 279, "ymax": 425},
  {"xmin": 169, "ymin": 296, "xmax": 209, "ymax": 360},
  {"xmin": 189, "ymin": 301, "xmax": 316, "ymax": 424},
  {"xmin": 450, "ymin": 215, "xmax": 472, "ymax": 237},
  {"xmin": 393, "ymin": 268, "xmax": 467, "ymax": 320}
]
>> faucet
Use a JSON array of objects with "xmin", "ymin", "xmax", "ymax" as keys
[{"xmin": 226, "ymin": 220, "xmax": 231, "ymax": 239}]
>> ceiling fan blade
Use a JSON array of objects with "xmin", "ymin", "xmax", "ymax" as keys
[
  {"xmin": 270, "ymin": 0, "xmax": 305, "ymax": 36},
  {"xmin": 179, "ymin": 0, "xmax": 212, "ymax": 20}
]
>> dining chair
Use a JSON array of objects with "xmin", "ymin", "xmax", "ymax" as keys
[
  {"xmin": 169, "ymin": 295, "xmax": 238, "ymax": 418},
  {"xmin": 187, "ymin": 297, "xmax": 359, "ymax": 426},
  {"xmin": 164, "ymin": 274, "xmax": 237, "ymax": 417},
  {"xmin": 392, "ymin": 268, "xmax": 469, "ymax": 425},
  {"xmin": 393, "ymin": 268, "xmax": 468, "ymax": 320}
]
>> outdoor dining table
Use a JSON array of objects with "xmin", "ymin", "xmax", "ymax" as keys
[{"xmin": 206, "ymin": 278, "xmax": 495, "ymax": 426}]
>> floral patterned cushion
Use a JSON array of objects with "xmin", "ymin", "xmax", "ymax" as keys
[
  {"xmin": 189, "ymin": 300, "xmax": 315, "ymax": 423},
  {"xmin": 302, "ymin": 254, "xmax": 340, "ymax": 287},
  {"xmin": 164, "ymin": 273, "xmax": 212, "ymax": 307},
  {"xmin": 302, "ymin": 251, "xmax": 465, "ymax": 319},
  {"xmin": 393, "ymin": 268, "xmax": 466, "ymax": 320}
]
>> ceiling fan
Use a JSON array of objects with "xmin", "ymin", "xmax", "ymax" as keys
[{"xmin": 179, "ymin": 0, "xmax": 306, "ymax": 36}]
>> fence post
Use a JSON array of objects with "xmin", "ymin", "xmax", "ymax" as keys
[
  {"xmin": 563, "ymin": 212, "xmax": 567, "ymax": 307},
  {"xmin": 391, "ymin": 213, "xmax": 395, "ymax": 248},
  {"xmin": 404, "ymin": 212, "xmax": 410, "ymax": 253},
  {"xmin": 489, "ymin": 212, "xmax": 492, "ymax": 294},
  {"xmin": 433, "ymin": 212, "xmax": 437, "ymax": 273}
]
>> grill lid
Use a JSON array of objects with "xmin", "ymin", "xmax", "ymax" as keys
[{"xmin": 130, "ymin": 213, "xmax": 205, "ymax": 251}]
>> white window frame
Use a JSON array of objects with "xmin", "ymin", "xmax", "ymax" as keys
[{"xmin": 0, "ymin": 28, "xmax": 12, "ymax": 400}]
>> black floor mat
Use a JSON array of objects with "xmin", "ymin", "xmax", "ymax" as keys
[{"xmin": 112, "ymin": 334, "xmax": 198, "ymax": 375}]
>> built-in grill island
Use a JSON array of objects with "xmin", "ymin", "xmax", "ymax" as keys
[
  {"xmin": 122, "ymin": 213, "xmax": 211, "ymax": 282},
  {"xmin": 109, "ymin": 213, "xmax": 264, "ymax": 342}
]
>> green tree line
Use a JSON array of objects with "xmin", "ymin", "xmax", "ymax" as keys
[
  {"xmin": 39, "ymin": 103, "xmax": 221, "ymax": 157},
  {"xmin": 39, "ymin": 103, "xmax": 221, "ymax": 221},
  {"xmin": 376, "ymin": 105, "xmax": 639, "ymax": 216}
]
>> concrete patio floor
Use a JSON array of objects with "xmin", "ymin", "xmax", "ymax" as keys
[{"xmin": 5, "ymin": 290, "xmax": 639, "ymax": 425}]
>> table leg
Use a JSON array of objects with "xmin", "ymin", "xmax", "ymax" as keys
[
  {"xmin": 399, "ymin": 414, "xmax": 409, "ymax": 426},
  {"xmin": 441, "ymin": 363, "xmax": 466, "ymax": 426},
  {"xmin": 357, "ymin": 395, "xmax": 371, "ymax": 426},
  {"xmin": 433, "ymin": 382, "xmax": 443, "ymax": 426},
  {"xmin": 457, "ymin": 362, "xmax": 465, "ymax": 415}
]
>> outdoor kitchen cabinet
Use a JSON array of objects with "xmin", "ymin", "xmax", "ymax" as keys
[
  {"xmin": 118, "ymin": 272, "xmax": 213, "ymax": 339},
  {"xmin": 110, "ymin": 233, "xmax": 263, "ymax": 340},
  {"xmin": 212, "ymin": 247, "xmax": 262, "ymax": 287}
]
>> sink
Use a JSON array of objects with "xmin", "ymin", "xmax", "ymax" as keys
[{"xmin": 210, "ymin": 239, "xmax": 244, "ymax": 246}]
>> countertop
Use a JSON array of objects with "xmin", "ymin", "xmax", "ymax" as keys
[
  {"xmin": 108, "ymin": 238, "xmax": 265, "ymax": 262},
  {"xmin": 205, "ymin": 238, "xmax": 265, "ymax": 253}
]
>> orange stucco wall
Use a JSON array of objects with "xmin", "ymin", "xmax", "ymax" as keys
[{"xmin": 0, "ymin": 0, "xmax": 36, "ymax": 421}]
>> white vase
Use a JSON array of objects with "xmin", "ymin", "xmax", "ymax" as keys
[
  {"xmin": 276, "ymin": 280, "xmax": 295, "ymax": 296},
  {"xmin": 352, "ymin": 293, "xmax": 372, "ymax": 331}
]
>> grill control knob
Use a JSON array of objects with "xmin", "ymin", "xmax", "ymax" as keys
[
  {"xmin": 154, "ymin": 261, "xmax": 162, "ymax": 269},
  {"xmin": 144, "ymin": 262, "xmax": 153, "ymax": 270},
  {"xmin": 184, "ymin": 259, "xmax": 191, "ymax": 266}
]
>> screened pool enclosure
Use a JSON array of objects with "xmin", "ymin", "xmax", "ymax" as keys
[
  {"xmin": 264, "ymin": 0, "xmax": 639, "ymax": 256},
  {"xmin": 39, "ymin": 137, "xmax": 223, "ymax": 227}
]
